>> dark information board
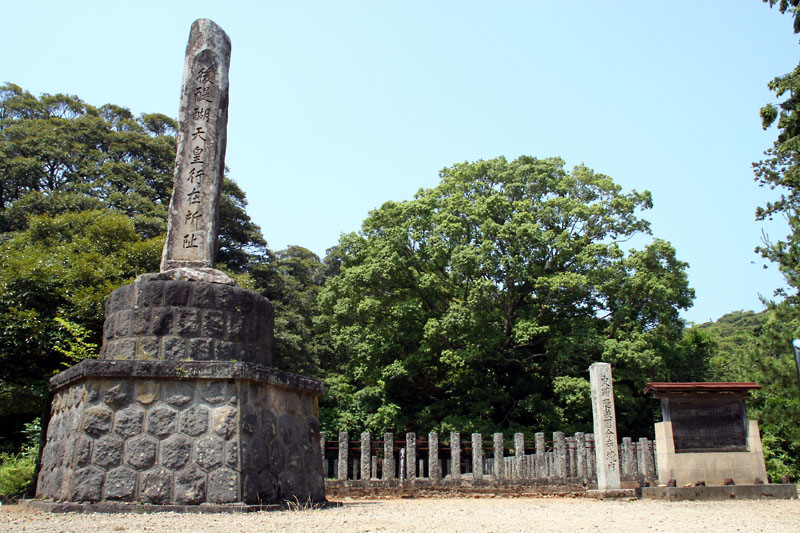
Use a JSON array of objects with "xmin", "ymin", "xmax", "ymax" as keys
[{"xmin": 669, "ymin": 398, "xmax": 747, "ymax": 452}]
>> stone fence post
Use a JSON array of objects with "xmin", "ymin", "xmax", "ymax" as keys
[
  {"xmin": 451, "ymin": 432, "xmax": 461, "ymax": 480},
  {"xmin": 360, "ymin": 432, "xmax": 371, "ymax": 480},
  {"xmin": 472, "ymin": 433, "xmax": 483, "ymax": 479},
  {"xmin": 406, "ymin": 432, "xmax": 416, "ymax": 479},
  {"xmin": 493, "ymin": 433, "xmax": 504, "ymax": 481},
  {"xmin": 429, "ymin": 432, "xmax": 441, "ymax": 481},
  {"xmin": 383, "ymin": 432, "xmax": 394, "ymax": 480},
  {"xmin": 338, "ymin": 431, "xmax": 348, "ymax": 481},
  {"xmin": 535, "ymin": 432, "xmax": 546, "ymax": 479},
  {"xmin": 575, "ymin": 432, "xmax": 586, "ymax": 480},
  {"xmin": 514, "ymin": 433, "xmax": 524, "ymax": 480},
  {"xmin": 320, "ymin": 431, "xmax": 326, "ymax": 475},
  {"xmin": 554, "ymin": 431, "xmax": 567, "ymax": 478}
]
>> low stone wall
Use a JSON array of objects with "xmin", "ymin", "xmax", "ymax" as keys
[{"xmin": 321, "ymin": 431, "xmax": 657, "ymax": 487}]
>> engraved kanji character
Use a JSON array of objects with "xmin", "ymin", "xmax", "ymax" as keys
[
  {"xmin": 196, "ymin": 67, "xmax": 213, "ymax": 84},
  {"xmin": 183, "ymin": 233, "xmax": 199, "ymax": 248},
  {"xmin": 190, "ymin": 145, "xmax": 204, "ymax": 165},
  {"xmin": 185, "ymin": 209, "xmax": 202, "ymax": 230},
  {"xmin": 194, "ymin": 86, "xmax": 212, "ymax": 103},
  {"xmin": 190, "ymin": 107, "xmax": 211, "ymax": 121},
  {"xmin": 191, "ymin": 126, "xmax": 207, "ymax": 142},
  {"xmin": 186, "ymin": 187, "xmax": 201, "ymax": 204},
  {"xmin": 187, "ymin": 167, "xmax": 204, "ymax": 184}
]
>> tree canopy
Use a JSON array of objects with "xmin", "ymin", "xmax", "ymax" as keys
[{"xmin": 317, "ymin": 155, "xmax": 699, "ymax": 436}]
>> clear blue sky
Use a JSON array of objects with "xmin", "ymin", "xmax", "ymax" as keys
[{"xmin": 3, "ymin": 1, "xmax": 798, "ymax": 324}]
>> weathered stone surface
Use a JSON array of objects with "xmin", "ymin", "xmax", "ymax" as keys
[
  {"xmin": 75, "ymin": 436, "xmax": 92, "ymax": 467},
  {"xmin": 92, "ymin": 435, "xmax": 124, "ymax": 469},
  {"xmin": 83, "ymin": 406, "xmax": 113, "ymax": 437},
  {"xmin": 125, "ymin": 435, "xmax": 158, "ymax": 470},
  {"xmin": 103, "ymin": 466, "xmax": 137, "ymax": 501},
  {"xmin": 162, "ymin": 336, "xmax": 186, "ymax": 360},
  {"xmin": 151, "ymin": 308, "xmax": 175, "ymax": 336},
  {"xmin": 140, "ymin": 467, "xmax": 173, "ymax": 504},
  {"xmin": 590, "ymin": 362, "xmax": 621, "ymax": 490},
  {"xmin": 208, "ymin": 468, "xmax": 239, "ymax": 503},
  {"xmin": 161, "ymin": 434, "xmax": 193, "ymax": 470},
  {"xmin": 70, "ymin": 466, "xmax": 104, "ymax": 502},
  {"xmin": 269, "ymin": 439, "xmax": 287, "ymax": 474},
  {"xmin": 114, "ymin": 406, "xmax": 145, "ymax": 439},
  {"xmin": 160, "ymin": 18, "xmax": 230, "ymax": 272},
  {"xmin": 175, "ymin": 465, "xmax": 206, "ymax": 504},
  {"xmin": 147, "ymin": 405, "xmax": 178, "ymax": 438},
  {"xmin": 201, "ymin": 381, "xmax": 227, "ymax": 404},
  {"xmin": 195, "ymin": 434, "xmax": 224, "ymax": 470},
  {"xmin": 179, "ymin": 405, "xmax": 209, "ymax": 436},
  {"xmin": 164, "ymin": 381, "xmax": 195, "ymax": 407},
  {"xmin": 225, "ymin": 440, "xmax": 239, "ymax": 468},
  {"xmin": 213, "ymin": 405, "xmax": 237, "ymax": 439},
  {"xmin": 104, "ymin": 381, "xmax": 132, "ymax": 408}
]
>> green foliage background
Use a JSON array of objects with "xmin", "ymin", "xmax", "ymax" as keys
[{"xmin": 6, "ymin": 1, "xmax": 800, "ymax": 491}]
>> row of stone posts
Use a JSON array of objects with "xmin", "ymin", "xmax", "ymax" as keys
[{"xmin": 321, "ymin": 431, "xmax": 657, "ymax": 483}]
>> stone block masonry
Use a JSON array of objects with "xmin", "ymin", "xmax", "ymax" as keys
[
  {"xmin": 101, "ymin": 279, "xmax": 274, "ymax": 365},
  {"xmin": 36, "ymin": 361, "xmax": 324, "ymax": 504}
]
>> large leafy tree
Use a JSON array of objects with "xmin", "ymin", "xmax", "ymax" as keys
[
  {"xmin": 318, "ymin": 155, "xmax": 697, "ymax": 436},
  {"xmin": 0, "ymin": 83, "xmax": 266, "ymax": 269},
  {"xmin": 0, "ymin": 85, "xmax": 270, "ymax": 444}
]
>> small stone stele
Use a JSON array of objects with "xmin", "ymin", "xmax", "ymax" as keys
[
  {"xmin": 754, "ymin": 477, "xmax": 764, "ymax": 485},
  {"xmin": 666, "ymin": 479, "xmax": 677, "ymax": 487},
  {"xmin": 694, "ymin": 480, "xmax": 706, "ymax": 487},
  {"xmin": 782, "ymin": 474, "xmax": 790, "ymax": 484},
  {"xmin": 723, "ymin": 477, "xmax": 735, "ymax": 486}
]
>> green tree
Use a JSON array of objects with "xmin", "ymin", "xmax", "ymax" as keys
[
  {"xmin": 0, "ymin": 83, "xmax": 267, "ymax": 268},
  {"xmin": 318, "ymin": 155, "xmax": 697, "ymax": 436},
  {"xmin": 706, "ymin": 304, "xmax": 800, "ymax": 480},
  {"xmin": 0, "ymin": 84, "xmax": 271, "ymax": 441}
]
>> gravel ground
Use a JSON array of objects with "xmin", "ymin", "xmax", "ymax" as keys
[{"xmin": 3, "ymin": 496, "xmax": 800, "ymax": 532}]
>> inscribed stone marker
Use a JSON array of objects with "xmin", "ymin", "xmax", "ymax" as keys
[
  {"xmin": 589, "ymin": 362, "xmax": 621, "ymax": 490},
  {"xmin": 161, "ymin": 18, "xmax": 231, "ymax": 273}
]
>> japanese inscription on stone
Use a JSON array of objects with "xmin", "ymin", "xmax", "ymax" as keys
[
  {"xmin": 160, "ymin": 19, "xmax": 231, "ymax": 272},
  {"xmin": 589, "ymin": 362, "xmax": 621, "ymax": 490}
]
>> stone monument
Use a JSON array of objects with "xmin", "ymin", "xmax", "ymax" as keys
[
  {"xmin": 589, "ymin": 362, "xmax": 621, "ymax": 490},
  {"xmin": 33, "ymin": 19, "xmax": 325, "ymax": 509}
]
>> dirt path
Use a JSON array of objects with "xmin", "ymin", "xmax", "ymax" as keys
[{"xmin": 3, "ymin": 496, "xmax": 799, "ymax": 532}]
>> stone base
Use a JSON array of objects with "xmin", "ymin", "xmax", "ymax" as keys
[
  {"xmin": 21, "ymin": 499, "xmax": 341, "ymax": 514},
  {"xmin": 640, "ymin": 484, "xmax": 797, "ymax": 501},
  {"xmin": 654, "ymin": 420, "xmax": 768, "ymax": 486},
  {"xmin": 583, "ymin": 488, "xmax": 637, "ymax": 499},
  {"xmin": 36, "ymin": 360, "xmax": 324, "ymax": 506}
]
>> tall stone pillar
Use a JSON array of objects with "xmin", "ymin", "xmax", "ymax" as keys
[
  {"xmin": 535, "ymin": 432, "xmax": 546, "ymax": 479},
  {"xmin": 471, "ymin": 433, "xmax": 483, "ymax": 479},
  {"xmin": 554, "ymin": 432, "xmax": 567, "ymax": 478},
  {"xmin": 429, "ymin": 432, "xmax": 441, "ymax": 481},
  {"xmin": 406, "ymin": 433, "xmax": 416, "ymax": 479},
  {"xmin": 337, "ymin": 431, "xmax": 349, "ymax": 481},
  {"xmin": 493, "ymin": 433, "xmax": 504, "ymax": 480},
  {"xmin": 450, "ymin": 432, "xmax": 461, "ymax": 480},
  {"xmin": 383, "ymin": 433, "xmax": 394, "ymax": 480},
  {"xmin": 514, "ymin": 433, "xmax": 525, "ymax": 480},
  {"xmin": 589, "ymin": 362, "xmax": 621, "ymax": 490},
  {"xmin": 360, "ymin": 432, "xmax": 371, "ymax": 481}
]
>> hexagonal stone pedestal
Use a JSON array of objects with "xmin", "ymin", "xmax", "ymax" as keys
[{"xmin": 36, "ymin": 360, "xmax": 324, "ymax": 505}]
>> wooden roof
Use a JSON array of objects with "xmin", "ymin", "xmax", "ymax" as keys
[{"xmin": 642, "ymin": 382, "xmax": 761, "ymax": 396}]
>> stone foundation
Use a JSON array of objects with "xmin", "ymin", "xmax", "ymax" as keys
[{"xmin": 36, "ymin": 360, "xmax": 324, "ymax": 505}]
